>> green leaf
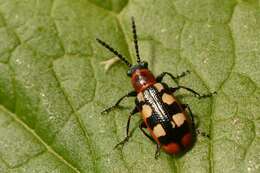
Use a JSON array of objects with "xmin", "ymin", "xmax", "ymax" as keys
[{"xmin": 0, "ymin": 0, "xmax": 259, "ymax": 173}]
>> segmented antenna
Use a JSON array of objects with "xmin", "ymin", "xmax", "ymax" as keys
[
  {"xmin": 96, "ymin": 38, "xmax": 132, "ymax": 68},
  {"xmin": 131, "ymin": 17, "xmax": 141, "ymax": 64}
]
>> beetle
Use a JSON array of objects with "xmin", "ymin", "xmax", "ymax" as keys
[{"xmin": 96, "ymin": 17, "xmax": 215, "ymax": 158}]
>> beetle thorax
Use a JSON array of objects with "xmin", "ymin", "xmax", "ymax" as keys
[{"xmin": 131, "ymin": 69, "xmax": 156, "ymax": 92}]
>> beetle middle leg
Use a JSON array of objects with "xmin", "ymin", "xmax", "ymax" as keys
[
  {"xmin": 169, "ymin": 86, "xmax": 216, "ymax": 99},
  {"xmin": 181, "ymin": 104, "xmax": 210, "ymax": 138},
  {"xmin": 114, "ymin": 106, "xmax": 139, "ymax": 149},
  {"xmin": 102, "ymin": 91, "xmax": 137, "ymax": 114},
  {"xmin": 139, "ymin": 122, "xmax": 155, "ymax": 142}
]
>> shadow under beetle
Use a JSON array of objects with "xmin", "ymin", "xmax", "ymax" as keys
[{"xmin": 96, "ymin": 17, "xmax": 215, "ymax": 158}]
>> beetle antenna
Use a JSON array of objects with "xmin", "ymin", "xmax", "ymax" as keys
[
  {"xmin": 96, "ymin": 38, "xmax": 132, "ymax": 68},
  {"xmin": 131, "ymin": 17, "xmax": 141, "ymax": 64}
]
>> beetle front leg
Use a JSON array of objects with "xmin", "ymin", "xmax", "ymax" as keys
[
  {"xmin": 156, "ymin": 71, "xmax": 190, "ymax": 84},
  {"xmin": 114, "ymin": 106, "xmax": 139, "ymax": 149},
  {"xmin": 102, "ymin": 91, "xmax": 137, "ymax": 114},
  {"xmin": 181, "ymin": 104, "xmax": 210, "ymax": 138},
  {"xmin": 169, "ymin": 86, "xmax": 216, "ymax": 99}
]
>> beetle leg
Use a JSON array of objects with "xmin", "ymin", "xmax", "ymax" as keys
[
  {"xmin": 102, "ymin": 91, "xmax": 137, "ymax": 114},
  {"xmin": 156, "ymin": 70, "xmax": 190, "ymax": 83},
  {"xmin": 139, "ymin": 122, "xmax": 155, "ymax": 143},
  {"xmin": 155, "ymin": 144, "xmax": 161, "ymax": 159},
  {"xmin": 195, "ymin": 129, "xmax": 210, "ymax": 138},
  {"xmin": 139, "ymin": 122, "xmax": 161, "ymax": 159},
  {"xmin": 181, "ymin": 104, "xmax": 210, "ymax": 138},
  {"xmin": 169, "ymin": 86, "xmax": 216, "ymax": 99},
  {"xmin": 181, "ymin": 104, "xmax": 195, "ymax": 130},
  {"xmin": 114, "ymin": 107, "xmax": 138, "ymax": 149}
]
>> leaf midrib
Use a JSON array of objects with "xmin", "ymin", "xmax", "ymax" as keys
[{"xmin": 0, "ymin": 106, "xmax": 80, "ymax": 173}]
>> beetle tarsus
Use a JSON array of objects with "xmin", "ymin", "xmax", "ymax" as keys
[
  {"xmin": 196, "ymin": 129, "xmax": 210, "ymax": 139},
  {"xmin": 114, "ymin": 136, "xmax": 130, "ymax": 149},
  {"xmin": 197, "ymin": 91, "xmax": 217, "ymax": 99},
  {"xmin": 101, "ymin": 105, "xmax": 120, "ymax": 114},
  {"xmin": 182, "ymin": 104, "xmax": 210, "ymax": 139},
  {"xmin": 155, "ymin": 144, "xmax": 161, "ymax": 159}
]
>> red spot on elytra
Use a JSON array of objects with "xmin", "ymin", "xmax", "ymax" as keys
[
  {"xmin": 181, "ymin": 132, "xmax": 192, "ymax": 147},
  {"xmin": 163, "ymin": 142, "xmax": 180, "ymax": 154}
]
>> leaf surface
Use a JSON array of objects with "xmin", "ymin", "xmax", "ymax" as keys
[{"xmin": 0, "ymin": 0, "xmax": 259, "ymax": 173}]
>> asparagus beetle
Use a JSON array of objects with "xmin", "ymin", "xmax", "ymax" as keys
[{"xmin": 96, "ymin": 18, "xmax": 215, "ymax": 158}]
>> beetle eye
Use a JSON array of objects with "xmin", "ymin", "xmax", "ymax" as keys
[
  {"xmin": 140, "ymin": 61, "xmax": 148, "ymax": 68},
  {"xmin": 143, "ymin": 61, "xmax": 148, "ymax": 68},
  {"xmin": 127, "ymin": 69, "xmax": 132, "ymax": 77}
]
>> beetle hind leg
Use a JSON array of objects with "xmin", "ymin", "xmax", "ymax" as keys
[{"xmin": 181, "ymin": 104, "xmax": 210, "ymax": 139}]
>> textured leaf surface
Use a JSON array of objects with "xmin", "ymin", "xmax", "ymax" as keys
[{"xmin": 0, "ymin": 0, "xmax": 259, "ymax": 173}]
